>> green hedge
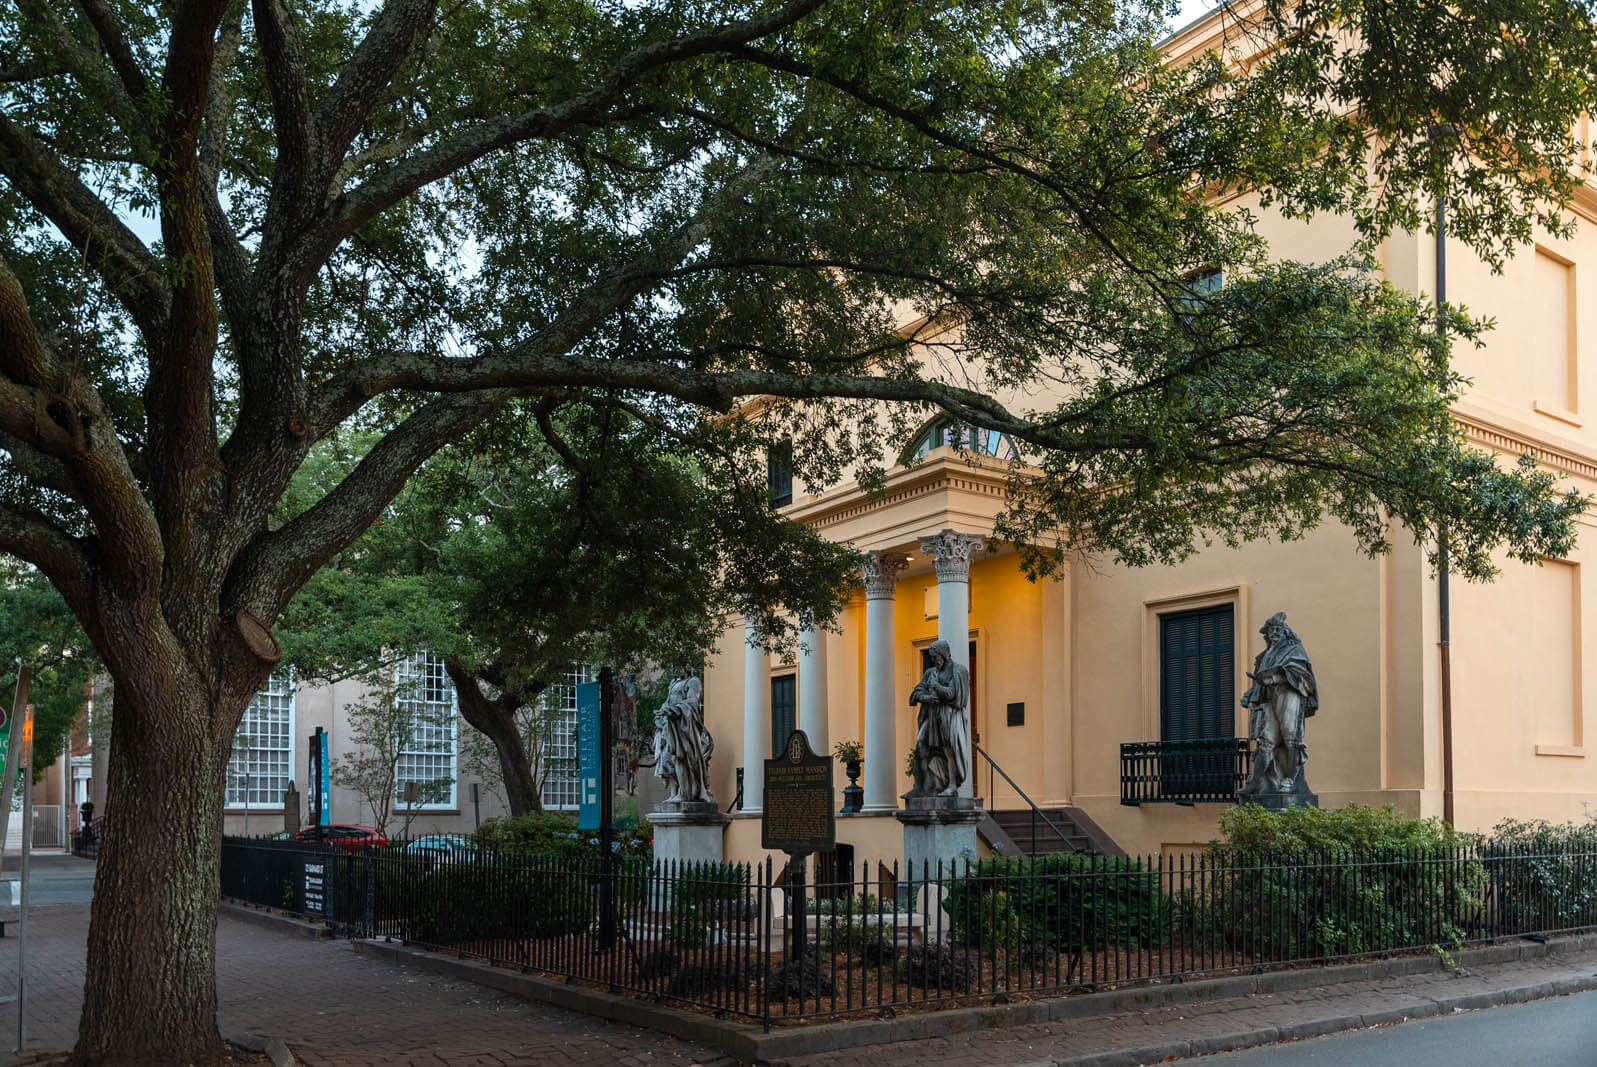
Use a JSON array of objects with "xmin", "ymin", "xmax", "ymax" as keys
[
  {"xmin": 1479, "ymin": 816, "xmax": 1597, "ymax": 934},
  {"xmin": 1194, "ymin": 804, "xmax": 1482, "ymax": 958},
  {"xmin": 471, "ymin": 811, "xmax": 652, "ymax": 861},
  {"xmin": 404, "ymin": 858, "xmax": 596, "ymax": 945},
  {"xmin": 943, "ymin": 853, "xmax": 1169, "ymax": 952}
]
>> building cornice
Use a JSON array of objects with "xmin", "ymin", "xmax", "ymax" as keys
[
  {"xmin": 782, "ymin": 453, "xmax": 1019, "ymax": 543},
  {"xmin": 1453, "ymin": 405, "xmax": 1597, "ymax": 484}
]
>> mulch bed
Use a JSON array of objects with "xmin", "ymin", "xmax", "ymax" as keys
[{"xmin": 404, "ymin": 918, "xmax": 1303, "ymax": 1026}]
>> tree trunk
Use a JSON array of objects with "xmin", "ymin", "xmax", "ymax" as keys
[
  {"xmin": 74, "ymin": 683, "xmax": 232, "ymax": 1065},
  {"xmin": 447, "ymin": 662, "xmax": 541, "ymax": 816}
]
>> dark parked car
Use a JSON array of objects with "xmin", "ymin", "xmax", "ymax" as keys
[{"xmin": 293, "ymin": 824, "xmax": 389, "ymax": 851}]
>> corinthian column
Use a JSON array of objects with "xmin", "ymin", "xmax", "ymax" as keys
[
  {"xmin": 862, "ymin": 551, "xmax": 909, "ymax": 812},
  {"xmin": 741, "ymin": 614, "xmax": 769, "ymax": 813},
  {"xmin": 798, "ymin": 623, "xmax": 828, "ymax": 758},
  {"xmin": 919, "ymin": 528, "xmax": 985, "ymax": 798}
]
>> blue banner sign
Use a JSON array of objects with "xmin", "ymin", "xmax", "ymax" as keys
[
  {"xmin": 318, "ymin": 729, "xmax": 331, "ymax": 825},
  {"xmin": 576, "ymin": 681, "xmax": 601, "ymax": 830}
]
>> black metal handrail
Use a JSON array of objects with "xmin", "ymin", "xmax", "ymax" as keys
[
  {"xmin": 1120, "ymin": 737, "xmax": 1250, "ymax": 805},
  {"xmin": 974, "ymin": 743, "xmax": 1083, "ymax": 853}
]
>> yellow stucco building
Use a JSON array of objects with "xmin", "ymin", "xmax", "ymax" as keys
[{"xmin": 702, "ymin": 9, "xmax": 1597, "ymax": 867}]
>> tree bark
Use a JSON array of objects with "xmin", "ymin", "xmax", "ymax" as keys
[
  {"xmin": 73, "ymin": 682, "xmax": 232, "ymax": 1065},
  {"xmin": 447, "ymin": 661, "xmax": 541, "ymax": 816}
]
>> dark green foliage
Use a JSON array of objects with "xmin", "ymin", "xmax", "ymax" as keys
[
  {"xmin": 900, "ymin": 944, "xmax": 977, "ymax": 992},
  {"xmin": 766, "ymin": 957, "xmax": 836, "ymax": 1000},
  {"xmin": 943, "ymin": 853, "xmax": 1170, "ymax": 952},
  {"xmin": 1480, "ymin": 817, "xmax": 1597, "ymax": 935},
  {"xmin": 1196, "ymin": 804, "xmax": 1481, "ymax": 958},
  {"xmin": 471, "ymin": 811, "xmax": 651, "ymax": 861},
  {"xmin": 405, "ymin": 859, "xmax": 595, "ymax": 946}
]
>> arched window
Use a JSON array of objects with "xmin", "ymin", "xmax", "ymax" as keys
[{"xmin": 903, "ymin": 416, "xmax": 1019, "ymax": 463}]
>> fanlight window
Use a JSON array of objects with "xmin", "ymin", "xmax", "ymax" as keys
[{"xmin": 904, "ymin": 417, "xmax": 1019, "ymax": 463}]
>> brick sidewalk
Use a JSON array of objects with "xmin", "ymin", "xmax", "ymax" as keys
[{"xmin": 0, "ymin": 888, "xmax": 729, "ymax": 1065}]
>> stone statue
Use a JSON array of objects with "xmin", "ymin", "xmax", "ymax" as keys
[
  {"xmin": 908, "ymin": 639, "xmax": 971, "ymax": 796},
  {"xmin": 1238, "ymin": 612, "xmax": 1319, "ymax": 807},
  {"xmin": 651, "ymin": 673, "xmax": 714, "ymax": 805}
]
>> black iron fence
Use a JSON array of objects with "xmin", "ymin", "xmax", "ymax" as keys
[
  {"xmin": 219, "ymin": 838, "xmax": 1597, "ymax": 1027},
  {"xmin": 1120, "ymin": 738, "xmax": 1251, "ymax": 804}
]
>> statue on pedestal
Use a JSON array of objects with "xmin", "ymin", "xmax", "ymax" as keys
[
  {"xmin": 651, "ymin": 673, "xmax": 714, "ymax": 805},
  {"xmin": 908, "ymin": 639, "xmax": 971, "ymax": 796},
  {"xmin": 1238, "ymin": 612, "xmax": 1319, "ymax": 807}
]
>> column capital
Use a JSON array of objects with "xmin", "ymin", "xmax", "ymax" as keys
[
  {"xmin": 861, "ymin": 551, "xmax": 910, "ymax": 600},
  {"xmin": 919, "ymin": 528, "xmax": 986, "ymax": 583}
]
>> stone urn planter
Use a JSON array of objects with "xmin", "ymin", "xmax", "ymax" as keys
[{"xmin": 834, "ymin": 741, "xmax": 864, "ymax": 814}]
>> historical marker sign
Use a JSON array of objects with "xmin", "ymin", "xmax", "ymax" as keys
[{"xmin": 762, "ymin": 730, "xmax": 835, "ymax": 853}]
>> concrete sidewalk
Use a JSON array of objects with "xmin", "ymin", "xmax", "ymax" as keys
[{"xmin": 2, "ymin": 854, "xmax": 1594, "ymax": 1066}]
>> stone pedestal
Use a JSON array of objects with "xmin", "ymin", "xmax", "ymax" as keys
[
  {"xmin": 650, "ymin": 801, "xmax": 733, "ymax": 910},
  {"xmin": 895, "ymin": 794, "xmax": 984, "ymax": 907},
  {"xmin": 651, "ymin": 801, "xmax": 733, "ymax": 868}
]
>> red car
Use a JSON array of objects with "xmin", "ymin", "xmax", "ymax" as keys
[{"xmin": 293, "ymin": 824, "xmax": 388, "ymax": 851}]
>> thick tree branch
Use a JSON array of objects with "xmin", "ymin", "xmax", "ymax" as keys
[
  {"xmin": 201, "ymin": 3, "xmax": 253, "ymax": 329},
  {"xmin": 0, "ymin": 113, "xmax": 170, "ymax": 341},
  {"xmin": 235, "ymin": 390, "xmax": 510, "ymax": 619},
  {"xmin": 0, "ymin": 430, "xmax": 86, "ymax": 502},
  {"xmin": 75, "ymin": 0, "xmax": 151, "ymax": 104},
  {"xmin": 200, "ymin": 0, "xmax": 246, "ymax": 184},
  {"xmin": 251, "ymin": 0, "xmax": 318, "ymax": 235},
  {"xmin": 0, "ymin": 501, "xmax": 95, "ymax": 615},
  {"xmin": 143, "ymin": 0, "xmax": 229, "ymax": 575},
  {"xmin": 313, "ymin": 0, "xmax": 439, "ymax": 181}
]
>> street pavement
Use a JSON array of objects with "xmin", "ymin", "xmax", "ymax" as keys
[
  {"xmin": 1186, "ymin": 989, "xmax": 1597, "ymax": 1066},
  {"xmin": 1, "ymin": 853, "xmax": 1595, "ymax": 1066}
]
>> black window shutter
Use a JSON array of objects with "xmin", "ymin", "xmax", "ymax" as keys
[
  {"xmin": 770, "ymin": 675, "xmax": 796, "ymax": 757},
  {"xmin": 1160, "ymin": 604, "xmax": 1234, "ymax": 741}
]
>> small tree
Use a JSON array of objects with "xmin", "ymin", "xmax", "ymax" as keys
[{"xmin": 332, "ymin": 671, "xmax": 454, "ymax": 837}]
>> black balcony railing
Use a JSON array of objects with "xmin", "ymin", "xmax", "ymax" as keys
[{"xmin": 1120, "ymin": 737, "xmax": 1250, "ymax": 805}]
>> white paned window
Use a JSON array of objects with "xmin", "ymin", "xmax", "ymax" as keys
[
  {"xmin": 539, "ymin": 664, "xmax": 596, "ymax": 811},
  {"xmin": 395, "ymin": 652, "xmax": 457, "ymax": 808},
  {"xmin": 227, "ymin": 672, "xmax": 294, "ymax": 808}
]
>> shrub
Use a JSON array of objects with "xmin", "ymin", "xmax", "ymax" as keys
[
  {"xmin": 900, "ymin": 944, "xmax": 976, "ymax": 991},
  {"xmin": 1479, "ymin": 816, "xmax": 1597, "ymax": 934},
  {"xmin": 1197, "ymin": 803, "xmax": 1482, "ymax": 958},
  {"xmin": 943, "ymin": 853, "xmax": 1170, "ymax": 952},
  {"xmin": 405, "ymin": 855, "xmax": 595, "ymax": 945},
  {"xmin": 471, "ymin": 811, "xmax": 652, "ymax": 862},
  {"xmin": 767, "ymin": 957, "xmax": 836, "ymax": 1000}
]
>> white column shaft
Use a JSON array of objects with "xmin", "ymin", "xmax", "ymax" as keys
[
  {"xmin": 741, "ymin": 616, "xmax": 769, "ymax": 813},
  {"xmin": 798, "ymin": 627, "xmax": 829, "ymax": 757},
  {"xmin": 863, "ymin": 596, "xmax": 897, "ymax": 812}
]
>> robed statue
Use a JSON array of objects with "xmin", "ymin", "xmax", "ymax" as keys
[
  {"xmin": 651, "ymin": 673, "xmax": 714, "ymax": 804},
  {"xmin": 1238, "ymin": 612, "xmax": 1319, "ymax": 806},
  {"xmin": 908, "ymin": 639, "xmax": 972, "ymax": 796}
]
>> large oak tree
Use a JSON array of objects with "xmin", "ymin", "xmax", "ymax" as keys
[{"xmin": 0, "ymin": 0, "xmax": 1593, "ymax": 1060}]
